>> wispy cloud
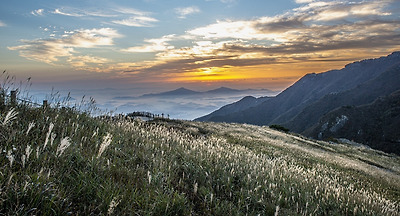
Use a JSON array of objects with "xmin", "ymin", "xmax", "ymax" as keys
[
  {"xmin": 52, "ymin": 7, "xmax": 116, "ymax": 17},
  {"xmin": 295, "ymin": 0, "xmax": 314, "ymax": 4},
  {"xmin": 112, "ymin": 16, "xmax": 158, "ymax": 27},
  {"xmin": 52, "ymin": 6, "xmax": 158, "ymax": 27},
  {"xmin": 175, "ymin": 6, "xmax": 201, "ymax": 19},
  {"xmin": 31, "ymin": 9, "xmax": 44, "ymax": 16},
  {"xmin": 122, "ymin": 35, "xmax": 175, "ymax": 52},
  {"xmin": 53, "ymin": 8, "xmax": 84, "ymax": 17},
  {"xmin": 0, "ymin": 20, "xmax": 5, "ymax": 27},
  {"xmin": 113, "ymin": 7, "xmax": 148, "ymax": 16},
  {"xmin": 8, "ymin": 28, "xmax": 121, "ymax": 65},
  {"xmin": 110, "ymin": 7, "xmax": 158, "ymax": 27}
]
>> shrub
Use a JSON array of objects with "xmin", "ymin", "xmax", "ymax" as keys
[{"xmin": 269, "ymin": 124, "xmax": 290, "ymax": 133}]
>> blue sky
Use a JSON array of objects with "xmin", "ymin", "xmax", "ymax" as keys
[{"xmin": 1, "ymin": 0, "xmax": 400, "ymax": 92}]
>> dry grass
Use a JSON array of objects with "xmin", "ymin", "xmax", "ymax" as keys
[{"xmin": 0, "ymin": 95, "xmax": 399, "ymax": 215}]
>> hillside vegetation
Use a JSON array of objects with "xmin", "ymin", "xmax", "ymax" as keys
[
  {"xmin": 1, "ymin": 101, "xmax": 399, "ymax": 215},
  {"xmin": 306, "ymin": 90, "xmax": 400, "ymax": 155}
]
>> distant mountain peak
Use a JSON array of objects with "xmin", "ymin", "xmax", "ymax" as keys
[
  {"xmin": 176, "ymin": 87, "xmax": 190, "ymax": 91},
  {"xmin": 140, "ymin": 87, "xmax": 199, "ymax": 97},
  {"xmin": 216, "ymin": 87, "xmax": 235, "ymax": 90},
  {"xmin": 206, "ymin": 87, "xmax": 239, "ymax": 94},
  {"xmin": 161, "ymin": 87, "xmax": 199, "ymax": 95}
]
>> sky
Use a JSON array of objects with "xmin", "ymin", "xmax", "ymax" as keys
[{"xmin": 1, "ymin": 0, "xmax": 400, "ymax": 93}]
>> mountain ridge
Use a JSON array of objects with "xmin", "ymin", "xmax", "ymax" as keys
[
  {"xmin": 113, "ymin": 87, "xmax": 277, "ymax": 100},
  {"xmin": 196, "ymin": 51, "xmax": 400, "ymax": 154},
  {"xmin": 142, "ymin": 87, "xmax": 199, "ymax": 97},
  {"xmin": 283, "ymin": 63, "xmax": 400, "ymax": 133}
]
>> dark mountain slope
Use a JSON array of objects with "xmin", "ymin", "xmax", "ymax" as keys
[
  {"xmin": 305, "ymin": 90, "xmax": 400, "ymax": 154},
  {"xmin": 284, "ymin": 63, "xmax": 400, "ymax": 133},
  {"xmin": 196, "ymin": 96, "xmax": 270, "ymax": 121},
  {"xmin": 198, "ymin": 52, "xmax": 400, "ymax": 126}
]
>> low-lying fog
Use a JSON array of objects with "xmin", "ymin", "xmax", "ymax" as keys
[{"xmin": 28, "ymin": 87, "xmax": 279, "ymax": 120}]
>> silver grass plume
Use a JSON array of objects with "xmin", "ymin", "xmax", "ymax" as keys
[{"xmin": 2, "ymin": 108, "xmax": 18, "ymax": 126}]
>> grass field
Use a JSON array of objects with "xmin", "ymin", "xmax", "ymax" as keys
[{"xmin": 0, "ymin": 100, "xmax": 399, "ymax": 215}]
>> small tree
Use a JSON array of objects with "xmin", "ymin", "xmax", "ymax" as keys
[{"xmin": 269, "ymin": 124, "xmax": 290, "ymax": 133}]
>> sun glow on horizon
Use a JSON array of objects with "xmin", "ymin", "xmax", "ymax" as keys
[{"xmin": 165, "ymin": 67, "xmax": 241, "ymax": 82}]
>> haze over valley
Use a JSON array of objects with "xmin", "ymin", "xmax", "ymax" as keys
[{"xmin": 27, "ymin": 87, "xmax": 277, "ymax": 120}]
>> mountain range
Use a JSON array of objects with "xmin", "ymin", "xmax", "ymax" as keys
[
  {"xmin": 196, "ymin": 51, "xmax": 400, "ymax": 154},
  {"xmin": 113, "ymin": 87, "xmax": 276, "ymax": 100}
]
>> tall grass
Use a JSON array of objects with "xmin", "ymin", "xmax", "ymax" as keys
[{"xmin": 0, "ymin": 74, "xmax": 399, "ymax": 215}]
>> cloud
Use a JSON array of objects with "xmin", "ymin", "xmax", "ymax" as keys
[
  {"xmin": 8, "ymin": 28, "xmax": 121, "ymax": 65},
  {"xmin": 306, "ymin": 1, "xmax": 392, "ymax": 21},
  {"xmin": 119, "ymin": 0, "xmax": 400, "ymax": 80},
  {"xmin": 52, "ymin": 6, "xmax": 158, "ymax": 27},
  {"xmin": 155, "ymin": 40, "xmax": 235, "ymax": 60},
  {"xmin": 113, "ymin": 7, "xmax": 148, "ymax": 16},
  {"xmin": 31, "ymin": 9, "xmax": 44, "ymax": 16},
  {"xmin": 11, "ymin": 0, "xmax": 399, "ymax": 81},
  {"xmin": 0, "ymin": 20, "xmax": 5, "ymax": 27},
  {"xmin": 110, "ymin": 7, "xmax": 158, "ymax": 27},
  {"xmin": 52, "ymin": 7, "xmax": 116, "ymax": 17},
  {"xmin": 112, "ymin": 93, "xmax": 240, "ymax": 120},
  {"xmin": 122, "ymin": 35, "xmax": 175, "ymax": 52},
  {"xmin": 186, "ymin": 1, "xmax": 398, "ymax": 43},
  {"xmin": 112, "ymin": 16, "xmax": 158, "ymax": 27},
  {"xmin": 53, "ymin": 8, "xmax": 84, "ymax": 17},
  {"xmin": 295, "ymin": 0, "xmax": 314, "ymax": 3},
  {"xmin": 187, "ymin": 19, "xmax": 273, "ymax": 40},
  {"xmin": 175, "ymin": 6, "xmax": 201, "ymax": 19},
  {"xmin": 67, "ymin": 55, "xmax": 109, "ymax": 72},
  {"xmin": 120, "ymin": 38, "xmax": 279, "ymax": 77}
]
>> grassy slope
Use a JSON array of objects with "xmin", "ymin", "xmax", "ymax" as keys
[{"xmin": 0, "ymin": 104, "xmax": 399, "ymax": 215}]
